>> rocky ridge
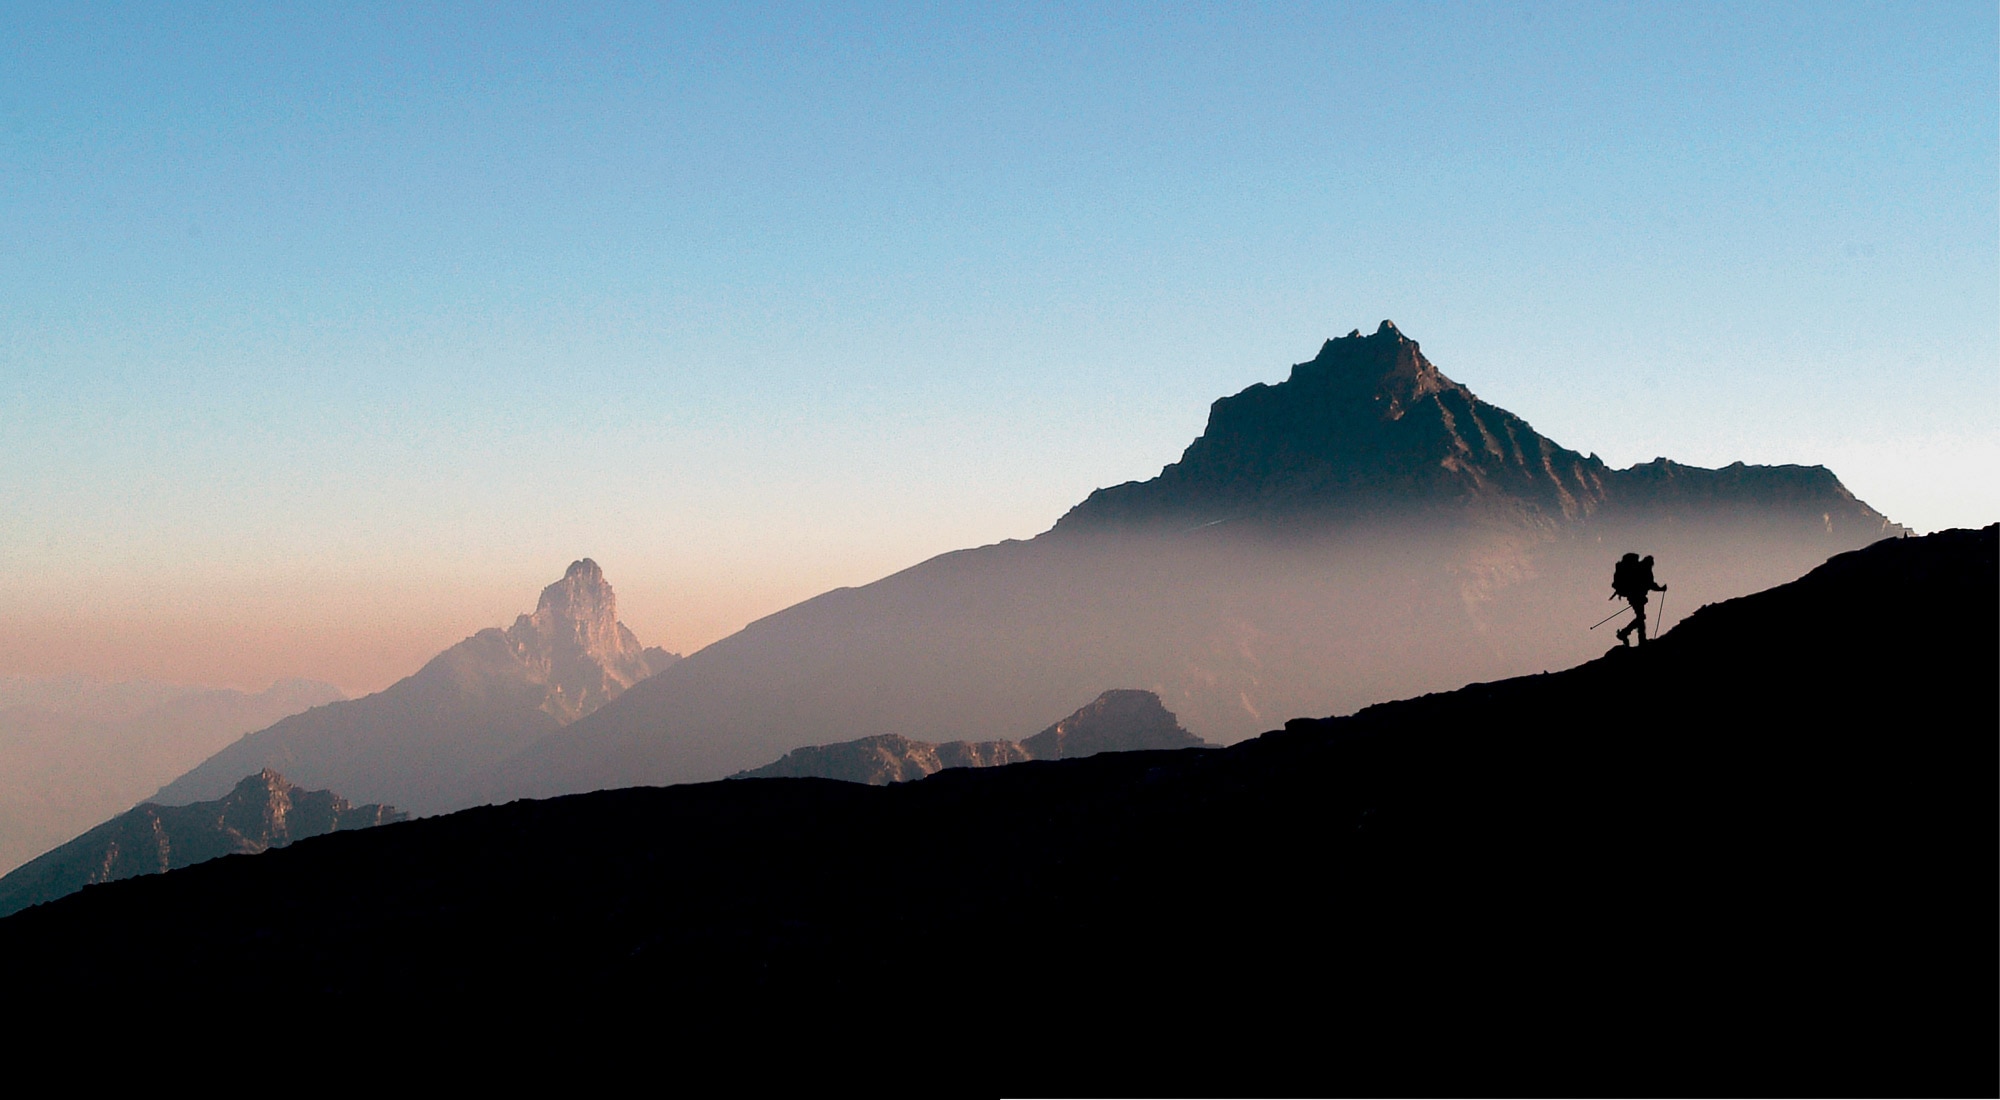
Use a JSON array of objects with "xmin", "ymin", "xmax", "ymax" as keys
[
  {"xmin": 0, "ymin": 769, "xmax": 403, "ymax": 917},
  {"xmin": 0, "ymin": 677, "xmax": 346, "ymax": 876},
  {"xmin": 733, "ymin": 689, "xmax": 1205, "ymax": 784}
]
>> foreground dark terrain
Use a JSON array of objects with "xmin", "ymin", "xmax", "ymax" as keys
[{"xmin": 2, "ymin": 527, "xmax": 1992, "ymax": 1091}]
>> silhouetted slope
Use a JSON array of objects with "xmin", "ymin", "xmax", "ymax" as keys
[
  {"xmin": 0, "ymin": 770, "xmax": 402, "ymax": 918},
  {"xmin": 153, "ymin": 560, "xmax": 677, "ymax": 814},
  {"xmin": 2, "ymin": 527, "xmax": 1988, "ymax": 1092},
  {"xmin": 494, "ymin": 326, "xmax": 1899, "ymax": 796},
  {"xmin": 733, "ymin": 689, "xmax": 1204, "ymax": 783}
]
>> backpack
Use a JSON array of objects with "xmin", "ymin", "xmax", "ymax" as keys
[{"xmin": 1612, "ymin": 558, "xmax": 1642, "ymax": 599}]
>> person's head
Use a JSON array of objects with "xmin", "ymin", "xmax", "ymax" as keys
[{"xmin": 1643, "ymin": 555, "xmax": 1654, "ymax": 566}]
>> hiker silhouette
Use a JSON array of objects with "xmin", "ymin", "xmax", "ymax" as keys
[{"xmin": 1611, "ymin": 553, "xmax": 1668, "ymax": 646}]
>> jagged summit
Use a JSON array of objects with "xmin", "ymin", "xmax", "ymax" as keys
[
  {"xmin": 150, "ymin": 559, "xmax": 681, "ymax": 813},
  {"xmin": 1055, "ymin": 323, "xmax": 1897, "ymax": 538},
  {"xmin": 1057, "ymin": 322, "xmax": 1602, "ymax": 529},
  {"xmin": 506, "ymin": 558, "xmax": 661, "ymax": 722},
  {"xmin": 515, "ymin": 559, "xmax": 618, "ymax": 652}
]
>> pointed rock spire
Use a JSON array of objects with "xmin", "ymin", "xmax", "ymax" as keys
[{"xmin": 505, "ymin": 559, "xmax": 674, "ymax": 722}]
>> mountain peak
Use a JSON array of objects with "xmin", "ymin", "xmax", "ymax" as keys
[
  {"xmin": 1057, "ymin": 325, "xmax": 1529, "ymax": 529},
  {"xmin": 539, "ymin": 558, "xmax": 612, "ymax": 623},
  {"xmin": 508, "ymin": 560, "xmax": 672, "ymax": 723},
  {"xmin": 1020, "ymin": 689, "xmax": 1206, "ymax": 760},
  {"xmin": 1056, "ymin": 326, "xmax": 1894, "ymax": 536}
]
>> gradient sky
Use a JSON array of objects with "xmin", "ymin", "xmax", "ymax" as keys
[{"xmin": 3, "ymin": 2, "xmax": 1995, "ymax": 692}]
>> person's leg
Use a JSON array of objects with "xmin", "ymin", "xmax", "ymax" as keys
[{"xmin": 1631, "ymin": 597, "xmax": 1649, "ymax": 644}]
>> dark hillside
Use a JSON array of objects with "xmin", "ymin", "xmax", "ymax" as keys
[{"xmin": 1, "ymin": 527, "xmax": 1991, "ymax": 1091}]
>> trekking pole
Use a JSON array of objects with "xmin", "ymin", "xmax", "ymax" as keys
[
  {"xmin": 1589, "ymin": 601, "xmax": 1632, "ymax": 630},
  {"xmin": 1656, "ymin": 590, "xmax": 1668, "ymax": 635}
]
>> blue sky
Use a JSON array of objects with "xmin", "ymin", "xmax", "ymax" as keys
[{"xmin": 2, "ymin": 2, "xmax": 1994, "ymax": 688}]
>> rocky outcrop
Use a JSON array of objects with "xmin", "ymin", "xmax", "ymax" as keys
[
  {"xmin": 0, "ymin": 769, "xmax": 403, "ymax": 917},
  {"xmin": 151, "ymin": 560, "xmax": 679, "ymax": 814},
  {"xmin": 1018, "ymin": 689, "xmax": 1201, "ymax": 759},
  {"xmin": 733, "ymin": 690, "xmax": 1206, "ymax": 784},
  {"xmin": 505, "ymin": 559, "xmax": 679, "ymax": 722}
]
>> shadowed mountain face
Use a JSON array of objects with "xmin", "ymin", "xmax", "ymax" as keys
[
  {"xmin": 491, "ymin": 326, "xmax": 1899, "ymax": 801},
  {"xmin": 733, "ymin": 689, "xmax": 1205, "ymax": 784},
  {"xmin": 1059, "ymin": 321, "xmax": 1885, "ymax": 532},
  {"xmin": 3, "ymin": 528, "xmax": 1987, "ymax": 1092},
  {"xmin": 1062, "ymin": 320, "xmax": 1610, "ymax": 528},
  {"xmin": 0, "ymin": 769, "xmax": 402, "ymax": 918},
  {"xmin": 153, "ymin": 560, "xmax": 678, "ymax": 815},
  {"xmin": 1018, "ymin": 688, "xmax": 1202, "ymax": 759}
]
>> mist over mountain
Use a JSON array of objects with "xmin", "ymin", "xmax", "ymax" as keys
[
  {"xmin": 0, "ymin": 769, "xmax": 403, "ymax": 918},
  {"xmin": 0, "ymin": 678, "xmax": 345, "ymax": 876},
  {"xmin": 734, "ymin": 689, "xmax": 1205, "ymax": 783},
  {"xmin": 0, "ymin": 676, "xmax": 207, "ymax": 725},
  {"xmin": 6, "ymin": 528, "xmax": 1986, "ymax": 1092},
  {"xmin": 491, "ymin": 324, "xmax": 1899, "ymax": 801},
  {"xmin": 153, "ymin": 560, "xmax": 677, "ymax": 815}
]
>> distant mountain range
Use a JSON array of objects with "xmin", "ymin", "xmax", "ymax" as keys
[
  {"xmin": 0, "ymin": 677, "xmax": 345, "ymax": 876},
  {"xmin": 487, "ymin": 324, "xmax": 1900, "ymax": 800},
  {"xmin": 151, "ymin": 559, "xmax": 677, "ymax": 815},
  {"xmin": 137, "ymin": 323, "xmax": 1905, "ymax": 817},
  {"xmin": 7, "ymin": 526, "xmax": 1987, "ymax": 1092},
  {"xmin": 0, "ymin": 769, "xmax": 402, "ymax": 918},
  {"xmin": 734, "ymin": 689, "xmax": 1206, "ymax": 783}
]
